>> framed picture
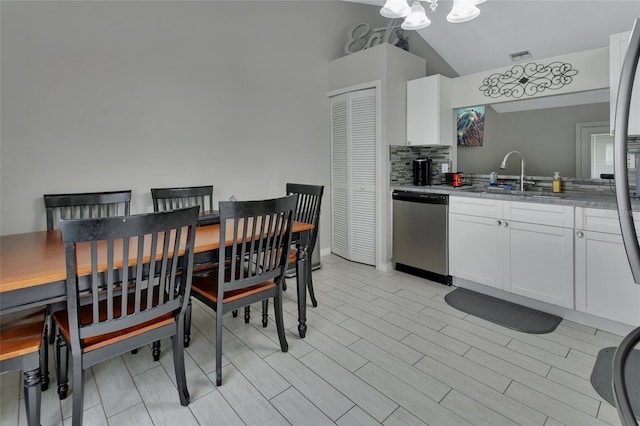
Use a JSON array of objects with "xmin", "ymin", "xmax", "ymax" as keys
[{"xmin": 456, "ymin": 106, "xmax": 485, "ymax": 146}]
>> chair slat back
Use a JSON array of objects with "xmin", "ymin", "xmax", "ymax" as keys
[
  {"xmin": 218, "ymin": 196, "xmax": 296, "ymax": 296},
  {"xmin": 151, "ymin": 186, "xmax": 213, "ymax": 213},
  {"xmin": 44, "ymin": 190, "xmax": 132, "ymax": 231},
  {"xmin": 59, "ymin": 207, "xmax": 199, "ymax": 351},
  {"xmin": 286, "ymin": 183, "xmax": 324, "ymax": 251}
]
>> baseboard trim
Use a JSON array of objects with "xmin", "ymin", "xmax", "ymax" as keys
[{"xmin": 453, "ymin": 277, "xmax": 635, "ymax": 337}]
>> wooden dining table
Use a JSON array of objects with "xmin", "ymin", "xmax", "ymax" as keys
[{"xmin": 0, "ymin": 220, "xmax": 315, "ymax": 339}]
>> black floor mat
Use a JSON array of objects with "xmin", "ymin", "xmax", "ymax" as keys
[
  {"xmin": 591, "ymin": 347, "xmax": 640, "ymax": 419},
  {"xmin": 444, "ymin": 288, "xmax": 562, "ymax": 334}
]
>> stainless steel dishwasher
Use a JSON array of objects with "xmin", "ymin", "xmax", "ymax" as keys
[{"xmin": 392, "ymin": 190, "xmax": 451, "ymax": 285}]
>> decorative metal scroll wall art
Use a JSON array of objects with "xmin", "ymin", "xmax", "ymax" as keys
[{"xmin": 479, "ymin": 61, "xmax": 578, "ymax": 99}]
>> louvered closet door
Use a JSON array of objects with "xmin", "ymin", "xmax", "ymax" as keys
[
  {"xmin": 331, "ymin": 94, "xmax": 349, "ymax": 260},
  {"xmin": 330, "ymin": 88, "xmax": 377, "ymax": 266}
]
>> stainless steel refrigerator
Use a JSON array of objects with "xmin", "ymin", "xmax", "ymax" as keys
[{"xmin": 613, "ymin": 17, "xmax": 640, "ymax": 426}]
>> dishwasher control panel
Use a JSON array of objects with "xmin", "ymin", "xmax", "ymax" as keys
[{"xmin": 392, "ymin": 191, "xmax": 448, "ymax": 205}]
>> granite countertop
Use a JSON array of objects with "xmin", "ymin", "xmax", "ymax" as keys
[{"xmin": 391, "ymin": 184, "xmax": 640, "ymax": 209}]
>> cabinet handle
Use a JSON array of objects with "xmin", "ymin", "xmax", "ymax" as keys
[
  {"xmin": 503, "ymin": 221, "xmax": 509, "ymax": 227},
  {"xmin": 576, "ymin": 231, "xmax": 584, "ymax": 238},
  {"xmin": 497, "ymin": 220, "xmax": 502, "ymax": 226}
]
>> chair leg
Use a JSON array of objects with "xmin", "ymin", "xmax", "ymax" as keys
[
  {"xmin": 273, "ymin": 293, "xmax": 288, "ymax": 353},
  {"xmin": 56, "ymin": 335, "xmax": 69, "ymax": 400},
  {"xmin": 71, "ymin": 356, "xmax": 84, "ymax": 426},
  {"xmin": 48, "ymin": 316, "xmax": 56, "ymax": 345},
  {"xmin": 307, "ymin": 265, "xmax": 318, "ymax": 308},
  {"xmin": 23, "ymin": 352, "xmax": 41, "ymax": 426},
  {"xmin": 282, "ymin": 278, "xmax": 287, "ymax": 292},
  {"xmin": 172, "ymin": 319, "xmax": 190, "ymax": 406},
  {"xmin": 261, "ymin": 300, "xmax": 269, "ymax": 328},
  {"xmin": 243, "ymin": 306, "xmax": 250, "ymax": 324},
  {"xmin": 40, "ymin": 329, "xmax": 49, "ymax": 391},
  {"xmin": 216, "ymin": 309, "xmax": 223, "ymax": 386},
  {"xmin": 184, "ymin": 299, "xmax": 192, "ymax": 347},
  {"xmin": 152, "ymin": 341, "xmax": 161, "ymax": 362}
]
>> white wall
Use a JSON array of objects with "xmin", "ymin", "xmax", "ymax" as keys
[
  {"xmin": 0, "ymin": 0, "xmax": 392, "ymax": 251},
  {"xmin": 451, "ymin": 47, "xmax": 609, "ymax": 109}
]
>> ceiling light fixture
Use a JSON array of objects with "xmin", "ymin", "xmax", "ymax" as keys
[{"xmin": 380, "ymin": 0, "xmax": 485, "ymax": 31}]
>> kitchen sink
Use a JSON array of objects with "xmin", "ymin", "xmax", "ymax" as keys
[
  {"xmin": 460, "ymin": 186, "xmax": 566, "ymax": 199},
  {"xmin": 459, "ymin": 186, "xmax": 522, "ymax": 194},
  {"xmin": 530, "ymin": 194, "xmax": 564, "ymax": 199}
]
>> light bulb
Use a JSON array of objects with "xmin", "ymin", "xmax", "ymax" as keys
[
  {"xmin": 380, "ymin": 0, "xmax": 411, "ymax": 18},
  {"xmin": 447, "ymin": 0, "xmax": 481, "ymax": 23},
  {"xmin": 401, "ymin": 2, "xmax": 431, "ymax": 31}
]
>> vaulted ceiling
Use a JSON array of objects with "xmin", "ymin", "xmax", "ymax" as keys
[
  {"xmin": 345, "ymin": 0, "xmax": 640, "ymax": 77},
  {"xmin": 345, "ymin": 0, "xmax": 639, "ymax": 111}
]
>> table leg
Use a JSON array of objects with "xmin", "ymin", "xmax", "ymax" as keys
[{"xmin": 296, "ymin": 230, "xmax": 310, "ymax": 338}]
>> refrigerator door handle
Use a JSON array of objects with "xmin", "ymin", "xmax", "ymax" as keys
[
  {"xmin": 614, "ymin": 19, "xmax": 640, "ymax": 285},
  {"xmin": 613, "ymin": 18, "xmax": 640, "ymax": 426}
]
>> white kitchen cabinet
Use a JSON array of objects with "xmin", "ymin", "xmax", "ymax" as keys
[
  {"xmin": 610, "ymin": 31, "xmax": 640, "ymax": 136},
  {"xmin": 450, "ymin": 197, "xmax": 505, "ymax": 288},
  {"xmin": 575, "ymin": 207, "xmax": 640, "ymax": 325},
  {"xmin": 330, "ymin": 88, "xmax": 377, "ymax": 266},
  {"xmin": 406, "ymin": 74, "xmax": 453, "ymax": 146},
  {"xmin": 450, "ymin": 197, "xmax": 574, "ymax": 308},
  {"xmin": 507, "ymin": 220, "xmax": 574, "ymax": 308},
  {"xmin": 449, "ymin": 212, "xmax": 507, "ymax": 289}
]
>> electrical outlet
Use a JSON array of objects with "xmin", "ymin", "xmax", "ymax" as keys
[
  {"xmin": 441, "ymin": 163, "xmax": 449, "ymax": 173},
  {"xmin": 628, "ymin": 154, "xmax": 636, "ymax": 169}
]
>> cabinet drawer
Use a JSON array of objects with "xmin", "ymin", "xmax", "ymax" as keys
[
  {"xmin": 450, "ymin": 196, "xmax": 503, "ymax": 218},
  {"xmin": 577, "ymin": 207, "xmax": 640, "ymax": 234},
  {"xmin": 506, "ymin": 201, "xmax": 574, "ymax": 228}
]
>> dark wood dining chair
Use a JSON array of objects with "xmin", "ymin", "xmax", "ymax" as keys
[
  {"xmin": 245, "ymin": 183, "xmax": 324, "ymax": 326},
  {"xmin": 44, "ymin": 190, "xmax": 132, "ymax": 231},
  {"xmin": 190, "ymin": 195, "xmax": 296, "ymax": 386},
  {"xmin": 53, "ymin": 207, "xmax": 199, "ymax": 426},
  {"xmin": 151, "ymin": 185, "xmax": 214, "ymax": 351},
  {"xmin": 285, "ymin": 183, "xmax": 324, "ymax": 307},
  {"xmin": 151, "ymin": 185, "xmax": 213, "ymax": 213},
  {"xmin": 43, "ymin": 189, "xmax": 132, "ymax": 396},
  {"xmin": 0, "ymin": 307, "xmax": 47, "ymax": 426}
]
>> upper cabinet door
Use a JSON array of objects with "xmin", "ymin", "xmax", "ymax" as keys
[
  {"xmin": 610, "ymin": 31, "xmax": 640, "ymax": 136},
  {"xmin": 406, "ymin": 75, "xmax": 453, "ymax": 146}
]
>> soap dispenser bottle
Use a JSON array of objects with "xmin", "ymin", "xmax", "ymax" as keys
[{"xmin": 552, "ymin": 172, "xmax": 562, "ymax": 193}]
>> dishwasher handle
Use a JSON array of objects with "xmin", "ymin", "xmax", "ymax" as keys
[{"xmin": 392, "ymin": 191, "xmax": 448, "ymax": 205}]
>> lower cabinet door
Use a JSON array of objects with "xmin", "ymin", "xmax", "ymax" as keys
[
  {"xmin": 507, "ymin": 221, "xmax": 574, "ymax": 308},
  {"xmin": 450, "ymin": 213, "xmax": 506, "ymax": 289},
  {"xmin": 575, "ymin": 230, "xmax": 640, "ymax": 325}
]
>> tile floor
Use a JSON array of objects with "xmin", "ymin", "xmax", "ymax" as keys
[{"xmin": 0, "ymin": 254, "xmax": 626, "ymax": 425}]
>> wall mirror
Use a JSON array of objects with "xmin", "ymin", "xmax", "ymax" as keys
[{"xmin": 576, "ymin": 121, "xmax": 613, "ymax": 179}]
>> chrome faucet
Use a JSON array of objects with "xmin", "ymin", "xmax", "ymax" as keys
[{"xmin": 499, "ymin": 151, "xmax": 526, "ymax": 192}]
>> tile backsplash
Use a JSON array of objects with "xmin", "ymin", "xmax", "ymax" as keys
[
  {"xmin": 389, "ymin": 145, "xmax": 452, "ymax": 185},
  {"xmin": 390, "ymin": 137, "xmax": 640, "ymax": 194}
]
